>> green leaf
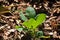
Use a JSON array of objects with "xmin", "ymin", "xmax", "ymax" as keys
[
  {"xmin": 36, "ymin": 13, "xmax": 46, "ymax": 25},
  {"xmin": 20, "ymin": 11, "xmax": 28, "ymax": 21},
  {"xmin": 26, "ymin": 6, "xmax": 36, "ymax": 18}
]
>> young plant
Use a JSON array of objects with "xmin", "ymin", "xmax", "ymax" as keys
[
  {"xmin": 23, "ymin": 13, "xmax": 46, "ymax": 38},
  {"xmin": 17, "ymin": 6, "xmax": 50, "ymax": 39}
]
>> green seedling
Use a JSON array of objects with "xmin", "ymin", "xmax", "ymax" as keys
[
  {"xmin": 23, "ymin": 13, "xmax": 46, "ymax": 39},
  {"xmin": 16, "ymin": 13, "xmax": 47, "ymax": 39}
]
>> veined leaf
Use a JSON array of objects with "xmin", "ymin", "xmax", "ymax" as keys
[
  {"xmin": 20, "ymin": 11, "xmax": 28, "ymax": 21},
  {"xmin": 26, "ymin": 6, "xmax": 36, "ymax": 18},
  {"xmin": 36, "ymin": 13, "xmax": 46, "ymax": 25}
]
